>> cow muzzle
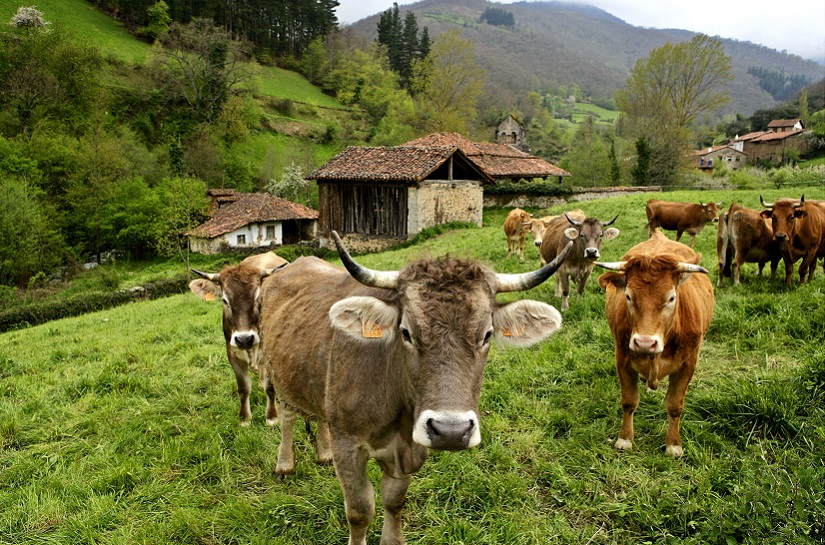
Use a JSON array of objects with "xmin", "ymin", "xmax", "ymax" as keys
[
  {"xmin": 534, "ymin": 239, "xmax": 542, "ymax": 247},
  {"xmin": 231, "ymin": 330, "xmax": 260, "ymax": 350},
  {"xmin": 629, "ymin": 334, "xmax": 662, "ymax": 355},
  {"xmin": 585, "ymin": 247, "xmax": 600, "ymax": 259},
  {"xmin": 412, "ymin": 409, "xmax": 481, "ymax": 451}
]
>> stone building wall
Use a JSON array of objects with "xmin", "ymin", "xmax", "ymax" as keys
[
  {"xmin": 483, "ymin": 186, "xmax": 662, "ymax": 209},
  {"xmin": 408, "ymin": 180, "xmax": 483, "ymax": 234}
]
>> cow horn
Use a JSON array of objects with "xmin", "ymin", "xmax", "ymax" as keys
[
  {"xmin": 601, "ymin": 214, "xmax": 619, "ymax": 227},
  {"xmin": 261, "ymin": 262, "xmax": 287, "ymax": 278},
  {"xmin": 192, "ymin": 269, "xmax": 220, "ymax": 282},
  {"xmin": 496, "ymin": 240, "xmax": 573, "ymax": 293},
  {"xmin": 564, "ymin": 213, "xmax": 582, "ymax": 227},
  {"xmin": 760, "ymin": 195, "xmax": 774, "ymax": 209},
  {"xmin": 794, "ymin": 194, "xmax": 805, "ymax": 209},
  {"xmin": 332, "ymin": 231, "xmax": 399, "ymax": 289},
  {"xmin": 675, "ymin": 263, "xmax": 708, "ymax": 274},
  {"xmin": 594, "ymin": 261, "xmax": 627, "ymax": 272}
]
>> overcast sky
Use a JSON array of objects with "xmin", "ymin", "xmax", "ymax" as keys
[{"xmin": 335, "ymin": 0, "xmax": 825, "ymax": 63}]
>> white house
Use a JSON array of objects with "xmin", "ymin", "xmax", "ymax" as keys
[{"xmin": 187, "ymin": 191, "xmax": 318, "ymax": 254}]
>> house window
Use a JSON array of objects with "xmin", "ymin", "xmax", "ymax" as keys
[
  {"xmin": 237, "ymin": 234, "xmax": 246, "ymax": 245},
  {"xmin": 266, "ymin": 225, "xmax": 275, "ymax": 240}
]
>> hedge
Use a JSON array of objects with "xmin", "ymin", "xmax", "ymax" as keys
[{"xmin": 0, "ymin": 276, "xmax": 189, "ymax": 333}]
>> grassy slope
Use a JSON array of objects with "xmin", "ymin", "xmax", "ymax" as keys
[
  {"xmin": 0, "ymin": 0, "xmax": 343, "ymax": 108},
  {"xmin": 2, "ymin": 190, "xmax": 824, "ymax": 544}
]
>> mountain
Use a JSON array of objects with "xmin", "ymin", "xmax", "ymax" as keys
[{"xmin": 346, "ymin": 0, "xmax": 824, "ymax": 117}]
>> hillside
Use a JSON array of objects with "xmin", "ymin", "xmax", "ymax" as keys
[{"xmin": 347, "ymin": 0, "xmax": 824, "ymax": 117}]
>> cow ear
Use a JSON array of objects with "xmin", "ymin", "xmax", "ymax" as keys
[
  {"xmin": 189, "ymin": 279, "xmax": 221, "ymax": 302},
  {"xmin": 794, "ymin": 209, "xmax": 808, "ymax": 218},
  {"xmin": 564, "ymin": 227, "xmax": 578, "ymax": 240},
  {"xmin": 493, "ymin": 300, "xmax": 562, "ymax": 348},
  {"xmin": 603, "ymin": 227, "xmax": 619, "ymax": 240},
  {"xmin": 759, "ymin": 210, "xmax": 772, "ymax": 219},
  {"xmin": 597, "ymin": 272, "xmax": 626, "ymax": 290},
  {"xmin": 329, "ymin": 296, "xmax": 398, "ymax": 343}
]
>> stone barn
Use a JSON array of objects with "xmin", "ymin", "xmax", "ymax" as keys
[{"xmin": 308, "ymin": 145, "xmax": 492, "ymax": 252}]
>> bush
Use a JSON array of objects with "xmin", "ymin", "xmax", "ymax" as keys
[
  {"xmin": 484, "ymin": 179, "xmax": 574, "ymax": 197},
  {"xmin": 0, "ymin": 276, "xmax": 188, "ymax": 332}
]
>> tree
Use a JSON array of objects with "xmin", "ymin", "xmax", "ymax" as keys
[
  {"xmin": 411, "ymin": 30, "xmax": 486, "ymax": 134},
  {"xmin": 631, "ymin": 136, "xmax": 652, "ymax": 186},
  {"xmin": 139, "ymin": 1, "xmax": 171, "ymax": 42},
  {"xmin": 376, "ymin": 3, "xmax": 430, "ymax": 90},
  {"xmin": 615, "ymin": 34, "xmax": 733, "ymax": 185},
  {"xmin": 154, "ymin": 176, "xmax": 208, "ymax": 272},
  {"xmin": 799, "ymin": 90, "xmax": 811, "ymax": 129},
  {"xmin": 265, "ymin": 163, "xmax": 312, "ymax": 206},
  {"xmin": 149, "ymin": 18, "xmax": 255, "ymax": 126}
]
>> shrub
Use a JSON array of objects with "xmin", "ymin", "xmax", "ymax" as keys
[{"xmin": 484, "ymin": 179, "xmax": 574, "ymax": 197}]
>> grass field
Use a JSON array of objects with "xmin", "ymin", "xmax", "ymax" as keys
[{"xmin": 2, "ymin": 190, "xmax": 824, "ymax": 544}]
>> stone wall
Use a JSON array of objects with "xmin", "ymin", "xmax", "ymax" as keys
[
  {"xmin": 408, "ymin": 180, "xmax": 483, "ymax": 234},
  {"xmin": 483, "ymin": 186, "xmax": 662, "ymax": 209}
]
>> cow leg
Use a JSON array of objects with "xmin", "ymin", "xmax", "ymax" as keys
[
  {"xmin": 229, "ymin": 353, "xmax": 253, "ymax": 426},
  {"xmin": 799, "ymin": 252, "xmax": 816, "ymax": 283},
  {"xmin": 663, "ymin": 360, "xmax": 696, "ymax": 458},
  {"xmin": 315, "ymin": 421, "xmax": 334, "ymax": 465},
  {"xmin": 687, "ymin": 233, "xmax": 696, "ymax": 248},
  {"xmin": 262, "ymin": 372, "xmax": 278, "ymax": 426},
  {"xmin": 733, "ymin": 252, "xmax": 746, "ymax": 285},
  {"xmin": 559, "ymin": 272, "xmax": 571, "ymax": 311},
  {"xmin": 332, "ymin": 433, "xmax": 374, "ymax": 545},
  {"xmin": 782, "ymin": 254, "xmax": 794, "ymax": 285},
  {"xmin": 379, "ymin": 472, "xmax": 412, "ymax": 545},
  {"xmin": 576, "ymin": 269, "xmax": 591, "ymax": 296},
  {"xmin": 675, "ymin": 230, "xmax": 683, "ymax": 242},
  {"xmin": 518, "ymin": 238, "xmax": 525, "ymax": 262},
  {"xmin": 275, "ymin": 406, "xmax": 298, "ymax": 476},
  {"xmin": 615, "ymin": 353, "xmax": 639, "ymax": 451},
  {"xmin": 554, "ymin": 275, "xmax": 562, "ymax": 297},
  {"xmin": 769, "ymin": 258, "xmax": 779, "ymax": 281}
]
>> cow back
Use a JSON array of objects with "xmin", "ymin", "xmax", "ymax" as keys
[{"xmin": 538, "ymin": 210, "xmax": 585, "ymax": 264}]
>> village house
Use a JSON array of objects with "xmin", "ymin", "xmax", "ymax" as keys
[
  {"xmin": 494, "ymin": 114, "xmax": 528, "ymax": 151},
  {"xmin": 728, "ymin": 119, "xmax": 810, "ymax": 166},
  {"xmin": 187, "ymin": 190, "xmax": 318, "ymax": 254},
  {"xmin": 694, "ymin": 145, "xmax": 749, "ymax": 172}
]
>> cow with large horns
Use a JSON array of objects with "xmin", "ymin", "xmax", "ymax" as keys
[
  {"xmin": 716, "ymin": 202, "xmax": 780, "ymax": 287},
  {"xmin": 596, "ymin": 231, "xmax": 714, "ymax": 457},
  {"xmin": 539, "ymin": 210, "xmax": 620, "ymax": 311},
  {"xmin": 759, "ymin": 194, "xmax": 825, "ymax": 285},
  {"xmin": 189, "ymin": 252, "xmax": 287, "ymax": 426},
  {"xmin": 260, "ymin": 231, "xmax": 572, "ymax": 544},
  {"xmin": 645, "ymin": 199, "xmax": 722, "ymax": 248}
]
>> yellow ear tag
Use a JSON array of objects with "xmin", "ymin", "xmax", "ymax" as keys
[
  {"xmin": 502, "ymin": 326, "xmax": 524, "ymax": 337},
  {"xmin": 204, "ymin": 293, "xmax": 216, "ymax": 301},
  {"xmin": 362, "ymin": 320, "xmax": 383, "ymax": 338}
]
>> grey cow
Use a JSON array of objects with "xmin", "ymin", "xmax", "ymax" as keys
[{"xmin": 260, "ymin": 232, "xmax": 572, "ymax": 545}]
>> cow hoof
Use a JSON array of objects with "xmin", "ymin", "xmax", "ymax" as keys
[
  {"xmin": 265, "ymin": 417, "xmax": 278, "ymax": 427},
  {"xmin": 240, "ymin": 420, "xmax": 251, "ymax": 428},
  {"xmin": 275, "ymin": 466, "xmax": 295, "ymax": 479},
  {"xmin": 665, "ymin": 444, "xmax": 684, "ymax": 457},
  {"xmin": 316, "ymin": 456, "xmax": 333, "ymax": 466},
  {"xmin": 615, "ymin": 438, "xmax": 633, "ymax": 451}
]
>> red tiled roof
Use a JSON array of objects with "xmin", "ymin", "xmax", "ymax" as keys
[
  {"xmin": 405, "ymin": 132, "xmax": 570, "ymax": 178},
  {"xmin": 188, "ymin": 193, "xmax": 318, "ymax": 238},
  {"xmin": 733, "ymin": 131, "xmax": 768, "ymax": 142},
  {"xmin": 767, "ymin": 119, "xmax": 801, "ymax": 128},
  {"xmin": 307, "ymin": 146, "xmax": 482, "ymax": 182},
  {"xmin": 751, "ymin": 129, "xmax": 804, "ymax": 142}
]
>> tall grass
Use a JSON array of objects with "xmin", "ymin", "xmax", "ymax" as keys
[{"xmin": 1, "ymin": 190, "xmax": 824, "ymax": 544}]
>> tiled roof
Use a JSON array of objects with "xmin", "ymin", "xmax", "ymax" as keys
[
  {"xmin": 733, "ymin": 131, "xmax": 768, "ymax": 142},
  {"xmin": 307, "ymin": 146, "xmax": 472, "ymax": 182},
  {"xmin": 767, "ymin": 119, "xmax": 801, "ymax": 128},
  {"xmin": 188, "ymin": 192, "xmax": 318, "ymax": 238},
  {"xmin": 404, "ymin": 132, "xmax": 570, "ymax": 178},
  {"xmin": 751, "ymin": 129, "xmax": 804, "ymax": 142}
]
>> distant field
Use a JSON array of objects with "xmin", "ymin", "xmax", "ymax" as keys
[
  {"xmin": 0, "ymin": 0, "xmax": 151, "ymax": 63},
  {"xmin": 256, "ymin": 66, "xmax": 345, "ymax": 108}
]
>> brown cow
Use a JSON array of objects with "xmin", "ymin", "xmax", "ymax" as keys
[
  {"xmin": 260, "ymin": 231, "xmax": 572, "ymax": 544},
  {"xmin": 645, "ymin": 200, "xmax": 722, "ymax": 247},
  {"xmin": 526, "ymin": 214, "xmax": 558, "ymax": 249},
  {"xmin": 760, "ymin": 195, "xmax": 825, "ymax": 284},
  {"xmin": 504, "ymin": 207, "xmax": 533, "ymax": 261},
  {"xmin": 716, "ymin": 202, "xmax": 780, "ymax": 287},
  {"xmin": 539, "ymin": 210, "xmax": 619, "ymax": 311},
  {"xmin": 189, "ymin": 252, "xmax": 287, "ymax": 426},
  {"xmin": 596, "ymin": 231, "xmax": 714, "ymax": 457}
]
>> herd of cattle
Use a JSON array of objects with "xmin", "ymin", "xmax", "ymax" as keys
[{"xmin": 187, "ymin": 194, "xmax": 823, "ymax": 544}]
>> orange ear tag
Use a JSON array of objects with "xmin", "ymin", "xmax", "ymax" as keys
[
  {"xmin": 362, "ymin": 320, "xmax": 383, "ymax": 338},
  {"xmin": 501, "ymin": 326, "xmax": 524, "ymax": 337},
  {"xmin": 204, "ymin": 293, "xmax": 216, "ymax": 301}
]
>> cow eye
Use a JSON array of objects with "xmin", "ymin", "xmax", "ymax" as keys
[
  {"xmin": 222, "ymin": 296, "xmax": 230, "ymax": 306},
  {"xmin": 668, "ymin": 295, "xmax": 676, "ymax": 304},
  {"xmin": 482, "ymin": 328, "xmax": 493, "ymax": 346},
  {"xmin": 400, "ymin": 325, "xmax": 412, "ymax": 344}
]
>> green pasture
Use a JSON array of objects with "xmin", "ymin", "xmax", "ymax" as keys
[
  {"xmin": 0, "ymin": 0, "xmax": 151, "ymax": 63},
  {"xmin": 2, "ymin": 189, "xmax": 824, "ymax": 544}
]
